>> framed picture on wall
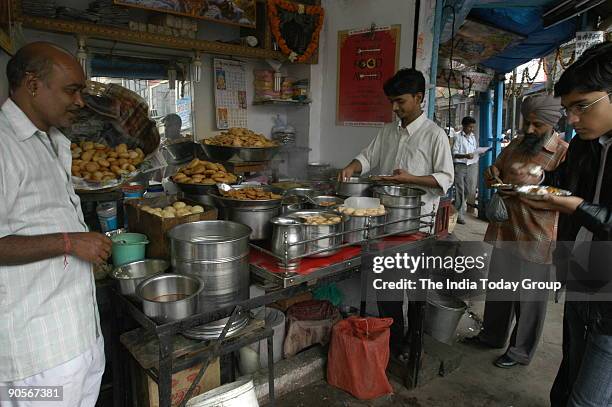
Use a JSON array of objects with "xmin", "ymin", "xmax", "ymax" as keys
[
  {"xmin": 0, "ymin": 0, "xmax": 13, "ymax": 55},
  {"xmin": 113, "ymin": 0, "xmax": 256, "ymax": 28}
]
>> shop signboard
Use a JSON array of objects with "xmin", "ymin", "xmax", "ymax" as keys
[
  {"xmin": 336, "ymin": 25, "xmax": 400, "ymax": 127},
  {"xmin": 575, "ymin": 31, "xmax": 604, "ymax": 59},
  {"xmin": 436, "ymin": 69, "xmax": 494, "ymax": 93},
  {"xmin": 176, "ymin": 97, "xmax": 192, "ymax": 131}
]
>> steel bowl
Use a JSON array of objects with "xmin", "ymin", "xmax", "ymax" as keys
[
  {"xmin": 110, "ymin": 259, "xmax": 170, "ymax": 299},
  {"xmin": 308, "ymin": 195, "xmax": 345, "ymax": 209},
  {"xmin": 333, "ymin": 177, "xmax": 373, "ymax": 197},
  {"xmin": 284, "ymin": 187, "xmax": 320, "ymax": 198},
  {"xmin": 201, "ymin": 144, "xmax": 280, "ymax": 162},
  {"xmin": 160, "ymin": 140, "xmax": 198, "ymax": 165},
  {"xmin": 287, "ymin": 210, "xmax": 349, "ymax": 257},
  {"xmin": 372, "ymin": 185, "xmax": 426, "ymax": 207},
  {"xmin": 136, "ymin": 273, "xmax": 203, "ymax": 324}
]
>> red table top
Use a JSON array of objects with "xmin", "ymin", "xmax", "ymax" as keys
[{"xmin": 249, "ymin": 232, "xmax": 429, "ymax": 276}]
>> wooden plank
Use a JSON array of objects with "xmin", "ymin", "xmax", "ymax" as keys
[
  {"xmin": 121, "ymin": 318, "xmax": 265, "ymax": 371},
  {"xmin": 18, "ymin": 14, "xmax": 286, "ymax": 61}
]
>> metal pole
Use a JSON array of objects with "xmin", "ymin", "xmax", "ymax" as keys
[
  {"xmin": 510, "ymin": 69, "xmax": 517, "ymax": 139},
  {"xmin": 427, "ymin": 0, "xmax": 445, "ymax": 119},
  {"xmin": 477, "ymin": 89, "xmax": 493, "ymax": 220}
]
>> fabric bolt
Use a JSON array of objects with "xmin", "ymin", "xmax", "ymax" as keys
[
  {"xmin": 354, "ymin": 113, "xmax": 454, "ymax": 219},
  {"xmin": 0, "ymin": 98, "xmax": 100, "ymax": 381},
  {"xmin": 484, "ymin": 132, "xmax": 568, "ymax": 264},
  {"xmin": 0, "ymin": 335, "xmax": 105, "ymax": 407},
  {"xmin": 521, "ymin": 94, "xmax": 563, "ymax": 127}
]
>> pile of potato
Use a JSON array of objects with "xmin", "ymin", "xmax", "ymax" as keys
[
  {"xmin": 173, "ymin": 159, "xmax": 238, "ymax": 185},
  {"xmin": 221, "ymin": 187, "xmax": 282, "ymax": 200},
  {"xmin": 140, "ymin": 201, "xmax": 205, "ymax": 218},
  {"xmin": 71, "ymin": 141, "xmax": 144, "ymax": 181},
  {"xmin": 337, "ymin": 205, "xmax": 386, "ymax": 216},
  {"xmin": 302, "ymin": 215, "xmax": 343, "ymax": 226},
  {"xmin": 203, "ymin": 128, "xmax": 277, "ymax": 147}
]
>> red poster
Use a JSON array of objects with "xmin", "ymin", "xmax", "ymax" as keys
[{"xmin": 337, "ymin": 25, "xmax": 400, "ymax": 127}]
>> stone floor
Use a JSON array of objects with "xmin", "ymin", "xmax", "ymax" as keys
[{"xmin": 268, "ymin": 212, "xmax": 565, "ymax": 407}]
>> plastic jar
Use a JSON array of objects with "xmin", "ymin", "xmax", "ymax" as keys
[{"xmin": 97, "ymin": 202, "xmax": 118, "ymax": 232}]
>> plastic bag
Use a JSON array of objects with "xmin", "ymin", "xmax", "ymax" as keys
[
  {"xmin": 327, "ymin": 317, "xmax": 394, "ymax": 400},
  {"xmin": 283, "ymin": 300, "xmax": 341, "ymax": 357},
  {"xmin": 486, "ymin": 192, "xmax": 509, "ymax": 222}
]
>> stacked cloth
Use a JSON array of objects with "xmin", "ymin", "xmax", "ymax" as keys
[
  {"xmin": 22, "ymin": 0, "xmax": 57, "ymax": 18},
  {"xmin": 88, "ymin": 0, "xmax": 130, "ymax": 28}
]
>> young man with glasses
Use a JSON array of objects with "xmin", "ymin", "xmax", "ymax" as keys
[{"xmin": 521, "ymin": 42, "xmax": 612, "ymax": 406}]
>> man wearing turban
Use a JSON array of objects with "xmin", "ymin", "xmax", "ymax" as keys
[{"xmin": 464, "ymin": 94, "xmax": 568, "ymax": 369}]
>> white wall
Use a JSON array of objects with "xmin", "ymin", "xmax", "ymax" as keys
[
  {"xmin": 309, "ymin": 0, "xmax": 436, "ymax": 168},
  {"xmin": 0, "ymin": 52, "xmax": 9, "ymax": 102}
]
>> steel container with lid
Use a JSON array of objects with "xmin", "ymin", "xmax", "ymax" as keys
[{"xmin": 167, "ymin": 220, "xmax": 252, "ymax": 339}]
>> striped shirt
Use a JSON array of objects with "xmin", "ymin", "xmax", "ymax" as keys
[
  {"xmin": 484, "ymin": 133, "xmax": 568, "ymax": 264},
  {"xmin": 0, "ymin": 98, "xmax": 100, "ymax": 381},
  {"xmin": 355, "ymin": 113, "xmax": 454, "ymax": 218}
]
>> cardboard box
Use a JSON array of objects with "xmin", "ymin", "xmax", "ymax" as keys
[
  {"xmin": 145, "ymin": 359, "xmax": 220, "ymax": 407},
  {"xmin": 126, "ymin": 196, "xmax": 217, "ymax": 260}
]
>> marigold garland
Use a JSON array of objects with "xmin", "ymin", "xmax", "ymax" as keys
[{"xmin": 267, "ymin": 0, "xmax": 325, "ymax": 63}]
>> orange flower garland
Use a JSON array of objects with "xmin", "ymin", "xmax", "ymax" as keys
[{"xmin": 267, "ymin": 0, "xmax": 325, "ymax": 63}]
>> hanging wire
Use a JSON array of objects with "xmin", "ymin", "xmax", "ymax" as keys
[{"xmin": 443, "ymin": 4, "xmax": 457, "ymax": 134}]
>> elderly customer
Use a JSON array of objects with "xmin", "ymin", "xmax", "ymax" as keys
[
  {"xmin": 0, "ymin": 42, "xmax": 111, "ymax": 405},
  {"xmin": 466, "ymin": 94, "xmax": 568, "ymax": 368}
]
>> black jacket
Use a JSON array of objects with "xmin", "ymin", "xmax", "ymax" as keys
[{"xmin": 551, "ymin": 134, "xmax": 612, "ymax": 334}]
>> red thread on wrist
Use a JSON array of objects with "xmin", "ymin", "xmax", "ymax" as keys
[{"xmin": 63, "ymin": 233, "xmax": 71, "ymax": 268}]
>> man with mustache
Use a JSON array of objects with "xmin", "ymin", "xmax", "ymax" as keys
[
  {"xmin": 0, "ymin": 42, "xmax": 111, "ymax": 405},
  {"xmin": 465, "ymin": 94, "xmax": 568, "ymax": 369}
]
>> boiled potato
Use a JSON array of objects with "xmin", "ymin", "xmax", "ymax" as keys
[
  {"xmin": 173, "ymin": 201, "xmax": 186, "ymax": 209},
  {"xmin": 191, "ymin": 205, "xmax": 204, "ymax": 214}
]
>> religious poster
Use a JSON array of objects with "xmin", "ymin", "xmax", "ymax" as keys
[
  {"xmin": 336, "ymin": 25, "xmax": 400, "ymax": 127},
  {"xmin": 114, "ymin": 0, "xmax": 256, "ymax": 28}
]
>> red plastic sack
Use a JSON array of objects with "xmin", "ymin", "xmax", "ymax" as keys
[{"xmin": 327, "ymin": 316, "xmax": 394, "ymax": 400}]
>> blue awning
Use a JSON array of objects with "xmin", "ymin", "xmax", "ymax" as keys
[
  {"xmin": 471, "ymin": 7, "xmax": 576, "ymax": 73},
  {"xmin": 440, "ymin": 0, "xmax": 578, "ymax": 74}
]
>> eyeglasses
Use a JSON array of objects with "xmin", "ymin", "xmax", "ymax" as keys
[{"xmin": 560, "ymin": 92, "xmax": 612, "ymax": 117}]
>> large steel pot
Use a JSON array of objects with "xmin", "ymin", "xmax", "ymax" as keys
[
  {"xmin": 384, "ymin": 205, "xmax": 424, "ymax": 235},
  {"xmin": 333, "ymin": 177, "xmax": 373, "ymax": 197},
  {"xmin": 136, "ymin": 273, "xmax": 202, "ymax": 324},
  {"xmin": 344, "ymin": 213, "xmax": 387, "ymax": 244},
  {"xmin": 270, "ymin": 217, "xmax": 306, "ymax": 268},
  {"xmin": 209, "ymin": 185, "xmax": 283, "ymax": 240},
  {"xmin": 372, "ymin": 185, "xmax": 426, "ymax": 207},
  {"xmin": 168, "ymin": 220, "xmax": 252, "ymax": 338},
  {"xmin": 111, "ymin": 259, "xmax": 170, "ymax": 299},
  {"xmin": 287, "ymin": 210, "xmax": 348, "ymax": 257},
  {"xmin": 168, "ymin": 221, "xmax": 251, "ymax": 309}
]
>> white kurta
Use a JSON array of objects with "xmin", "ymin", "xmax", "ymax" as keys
[{"xmin": 354, "ymin": 113, "xmax": 454, "ymax": 218}]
